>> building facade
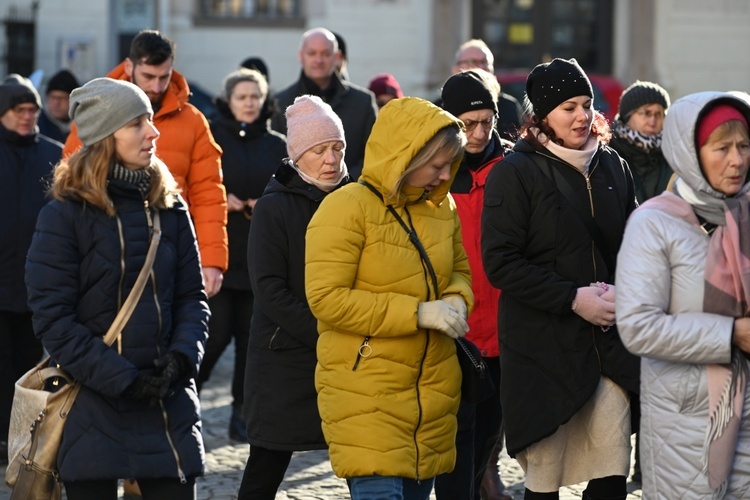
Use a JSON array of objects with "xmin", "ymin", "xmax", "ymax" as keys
[{"xmin": 1, "ymin": 0, "xmax": 749, "ymax": 108}]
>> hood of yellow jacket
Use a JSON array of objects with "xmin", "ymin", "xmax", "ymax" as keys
[{"xmin": 360, "ymin": 97, "xmax": 464, "ymax": 207}]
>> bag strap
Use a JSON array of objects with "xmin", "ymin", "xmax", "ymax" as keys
[
  {"xmin": 360, "ymin": 181, "xmax": 440, "ymax": 299},
  {"xmin": 529, "ymin": 153, "xmax": 615, "ymax": 274},
  {"xmin": 102, "ymin": 210, "xmax": 162, "ymax": 346},
  {"xmin": 359, "ymin": 181, "xmax": 483, "ymax": 370}
]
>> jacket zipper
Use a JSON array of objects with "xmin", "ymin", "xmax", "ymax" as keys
[
  {"xmin": 537, "ymin": 152, "xmax": 604, "ymax": 367},
  {"xmin": 352, "ymin": 336, "xmax": 372, "ymax": 371},
  {"xmin": 413, "ymin": 331, "xmax": 428, "ymax": 481},
  {"xmin": 269, "ymin": 327, "xmax": 280, "ymax": 349},
  {"xmin": 159, "ymin": 399, "xmax": 187, "ymax": 483},
  {"xmin": 143, "ymin": 201, "xmax": 183, "ymax": 482},
  {"xmin": 584, "ymin": 159, "xmax": 603, "ymax": 368},
  {"xmin": 115, "ymin": 216, "xmax": 126, "ymax": 354}
]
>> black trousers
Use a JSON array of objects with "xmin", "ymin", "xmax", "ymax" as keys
[
  {"xmin": 196, "ymin": 289, "xmax": 253, "ymax": 407},
  {"xmin": 237, "ymin": 445, "xmax": 293, "ymax": 500},
  {"xmin": 0, "ymin": 311, "xmax": 43, "ymax": 440},
  {"xmin": 65, "ymin": 477, "xmax": 196, "ymax": 500},
  {"xmin": 435, "ymin": 356, "xmax": 503, "ymax": 500}
]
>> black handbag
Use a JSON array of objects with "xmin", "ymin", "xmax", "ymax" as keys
[
  {"xmin": 455, "ymin": 337, "xmax": 496, "ymax": 403},
  {"xmin": 359, "ymin": 181, "xmax": 495, "ymax": 403}
]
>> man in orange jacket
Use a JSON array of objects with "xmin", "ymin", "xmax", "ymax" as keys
[{"xmin": 64, "ymin": 30, "xmax": 227, "ymax": 296}]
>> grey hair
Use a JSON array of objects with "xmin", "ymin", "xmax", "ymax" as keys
[
  {"xmin": 299, "ymin": 27, "xmax": 338, "ymax": 53},
  {"xmin": 221, "ymin": 68, "xmax": 268, "ymax": 101}
]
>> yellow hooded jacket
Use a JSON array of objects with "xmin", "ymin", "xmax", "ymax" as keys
[{"xmin": 305, "ymin": 97, "xmax": 473, "ymax": 480}]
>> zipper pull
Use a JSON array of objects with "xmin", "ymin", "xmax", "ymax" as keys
[{"xmin": 352, "ymin": 336, "xmax": 372, "ymax": 371}]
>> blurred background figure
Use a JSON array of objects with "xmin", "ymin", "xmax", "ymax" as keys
[
  {"xmin": 196, "ymin": 67, "xmax": 286, "ymax": 442},
  {"xmin": 368, "ymin": 73, "xmax": 403, "ymax": 109},
  {"xmin": 270, "ymin": 27, "xmax": 377, "ymax": 180},
  {"xmin": 332, "ymin": 31, "xmax": 349, "ymax": 81},
  {"xmin": 38, "ymin": 68, "xmax": 80, "ymax": 143},
  {"xmin": 240, "ymin": 57, "xmax": 270, "ymax": 86},
  {"xmin": 0, "ymin": 74, "xmax": 61, "ymax": 465},
  {"xmin": 451, "ymin": 39, "xmax": 523, "ymax": 141},
  {"xmin": 609, "ymin": 80, "xmax": 672, "ymax": 204}
]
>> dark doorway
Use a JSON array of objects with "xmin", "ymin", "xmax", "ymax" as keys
[{"xmin": 473, "ymin": 0, "xmax": 614, "ymax": 73}]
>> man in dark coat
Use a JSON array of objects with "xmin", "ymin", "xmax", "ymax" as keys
[
  {"xmin": 451, "ymin": 39, "xmax": 524, "ymax": 141},
  {"xmin": 37, "ymin": 69, "xmax": 80, "ymax": 143},
  {"xmin": 0, "ymin": 74, "xmax": 62, "ymax": 463},
  {"xmin": 270, "ymin": 27, "xmax": 377, "ymax": 180}
]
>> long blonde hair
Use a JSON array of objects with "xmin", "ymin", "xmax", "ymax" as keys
[{"xmin": 52, "ymin": 137, "xmax": 179, "ymax": 216}]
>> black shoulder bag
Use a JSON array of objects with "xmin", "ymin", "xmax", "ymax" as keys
[
  {"xmin": 528, "ymin": 155, "xmax": 640, "ymax": 396},
  {"xmin": 359, "ymin": 181, "xmax": 495, "ymax": 403}
]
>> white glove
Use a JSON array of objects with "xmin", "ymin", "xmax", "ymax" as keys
[
  {"xmin": 572, "ymin": 286, "xmax": 615, "ymax": 327},
  {"xmin": 418, "ymin": 300, "xmax": 469, "ymax": 339},
  {"xmin": 441, "ymin": 295, "xmax": 468, "ymax": 321}
]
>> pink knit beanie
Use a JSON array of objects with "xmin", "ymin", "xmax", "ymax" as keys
[{"xmin": 285, "ymin": 95, "xmax": 346, "ymax": 162}]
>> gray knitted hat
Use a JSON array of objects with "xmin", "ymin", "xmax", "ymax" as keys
[
  {"xmin": 69, "ymin": 78, "xmax": 153, "ymax": 147},
  {"xmin": 616, "ymin": 80, "xmax": 671, "ymax": 122},
  {"xmin": 0, "ymin": 74, "xmax": 42, "ymax": 116}
]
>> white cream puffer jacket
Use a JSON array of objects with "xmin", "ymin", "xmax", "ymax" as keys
[{"xmin": 616, "ymin": 91, "xmax": 750, "ymax": 499}]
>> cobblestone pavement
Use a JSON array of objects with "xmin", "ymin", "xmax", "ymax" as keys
[{"xmin": 1, "ymin": 345, "xmax": 642, "ymax": 499}]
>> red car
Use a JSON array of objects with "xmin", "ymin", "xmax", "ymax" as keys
[{"xmin": 496, "ymin": 71, "xmax": 624, "ymax": 122}]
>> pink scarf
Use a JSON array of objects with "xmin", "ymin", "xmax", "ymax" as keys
[
  {"xmin": 703, "ymin": 196, "xmax": 750, "ymax": 496},
  {"xmin": 641, "ymin": 192, "xmax": 750, "ymax": 497}
]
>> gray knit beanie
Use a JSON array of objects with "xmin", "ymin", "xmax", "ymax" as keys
[
  {"xmin": 0, "ymin": 74, "xmax": 42, "ymax": 116},
  {"xmin": 616, "ymin": 80, "xmax": 671, "ymax": 122},
  {"xmin": 69, "ymin": 78, "xmax": 153, "ymax": 147},
  {"xmin": 285, "ymin": 95, "xmax": 345, "ymax": 162}
]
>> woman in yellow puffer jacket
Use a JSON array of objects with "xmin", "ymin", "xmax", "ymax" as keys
[{"xmin": 305, "ymin": 97, "xmax": 474, "ymax": 499}]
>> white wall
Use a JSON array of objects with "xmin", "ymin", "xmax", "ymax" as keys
[
  {"xmin": 653, "ymin": 0, "xmax": 750, "ymax": 99},
  {"xmin": 32, "ymin": 0, "xmax": 441, "ymax": 100}
]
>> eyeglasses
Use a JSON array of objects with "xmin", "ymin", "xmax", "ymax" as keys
[
  {"xmin": 463, "ymin": 116, "xmax": 496, "ymax": 133},
  {"xmin": 635, "ymin": 109, "xmax": 665, "ymax": 120},
  {"xmin": 456, "ymin": 58, "xmax": 489, "ymax": 70}
]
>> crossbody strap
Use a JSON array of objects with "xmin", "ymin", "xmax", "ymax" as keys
[
  {"xmin": 529, "ymin": 153, "xmax": 614, "ymax": 274},
  {"xmin": 102, "ymin": 210, "xmax": 162, "ymax": 347},
  {"xmin": 359, "ymin": 180, "xmax": 440, "ymax": 299}
]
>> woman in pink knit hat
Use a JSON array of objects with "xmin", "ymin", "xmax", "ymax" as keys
[{"xmin": 238, "ymin": 94, "xmax": 349, "ymax": 499}]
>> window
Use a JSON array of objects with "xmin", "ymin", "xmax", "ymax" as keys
[{"xmin": 196, "ymin": 0, "xmax": 303, "ymax": 26}]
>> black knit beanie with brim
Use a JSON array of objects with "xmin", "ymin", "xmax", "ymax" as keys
[
  {"xmin": 0, "ymin": 74, "xmax": 42, "ymax": 117},
  {"xmin": 525, "ymin": 58, "xmax": 593, "ymax": 119},
  {"xmin": 615, "ymin": 80, "xmax": 671, "ymax": 122},
  {"xmin": 441, "ymin": 70, "xmax": 498, "ymax": 118}
]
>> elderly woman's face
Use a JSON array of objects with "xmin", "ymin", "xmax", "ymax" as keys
[
  {"xmin": 626, "ymin": 103, "xmax": 666, "ymax": 136},
  {"xmin": 296, "ymin": 141, "xmax": 345, "ymax": 182},
  {"xmin": 229, "ymin": 81, "xmax": 265, "ymax": 124},
  {"xmin": 699, "ymin": 125, "xmax": 750, "ymax": 196},
  {"xmin": 543, "ymin": 95, "xmax": 593, "ymax": 150},
  {"xmin": 114, "ymin": 113, "xmax": 159, "ymax": 170}
]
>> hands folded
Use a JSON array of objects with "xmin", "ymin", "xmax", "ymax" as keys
[
  {"xmin": 122, "ymin": 351, "xmax": 190, "ymax": 405},
  {"xmin": 418, "ymin": 296, "xmax": 470, "ymax": 339}
]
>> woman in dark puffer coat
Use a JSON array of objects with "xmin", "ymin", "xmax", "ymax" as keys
[
  {"xmin": 25, "ymin": 78, "xmax": 208, "ymax": 500},
  {"xmin": 197, "ymin": 68, "xmax": 286, "ymax": 441}
]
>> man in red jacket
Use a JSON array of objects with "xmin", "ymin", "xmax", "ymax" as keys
[
  {"xmin": 435, "ymin": 69, "xmax": 513, "ymax": 500},
  {"xmin": 64, "ymin": 30, "xmax": 227, "ymax": 297}
]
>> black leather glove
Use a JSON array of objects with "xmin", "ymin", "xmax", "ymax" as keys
[
  {"xmin": 152, "ymin": 351, "xmax": 190, "ymax": 385},
  {"xmin": 122, "ymin": 374, "xmax": 170, "ymax": 405}
]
